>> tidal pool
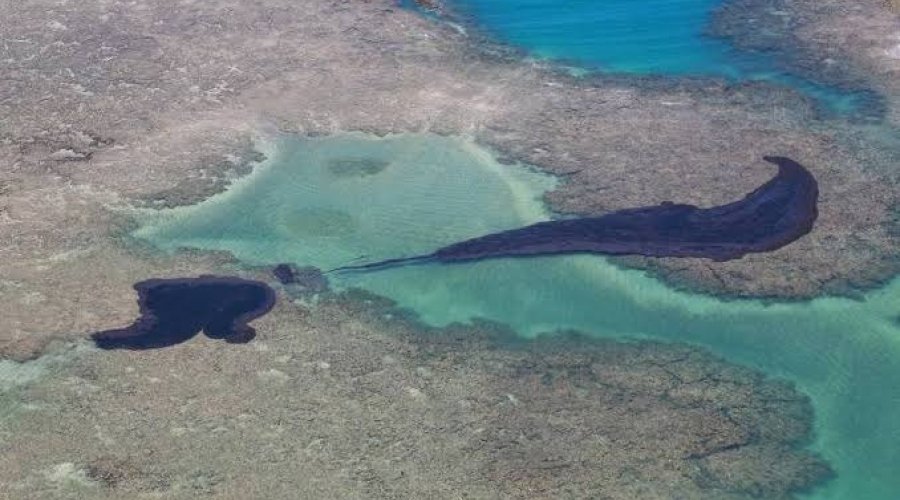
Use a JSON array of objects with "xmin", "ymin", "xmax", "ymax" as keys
[{"xmin": 134, "ymin": 133, "xmax": 900, "ymax": 499}]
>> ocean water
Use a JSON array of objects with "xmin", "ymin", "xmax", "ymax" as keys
[
  {"xmin": 135, "ymin": 134, "xmax": 900, "ymax": 499},
  {"xmin": 434, "ymin": 0, "xmax": 874, "ymax": 116}
]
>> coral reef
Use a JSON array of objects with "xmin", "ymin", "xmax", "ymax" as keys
[
  {"xmin": 0, "ymin": 0, "xmax": 897, "ymax": 338},
  {"xmin": 0, "ymin": 291, "xmax": 832, "ymax": 498}
]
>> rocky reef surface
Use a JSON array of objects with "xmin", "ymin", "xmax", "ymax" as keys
[
  {"xmin": 0, "ymin": 287, "xmax": 831, "ymax": 499},
  {"xmin": 0, "ymin": 0, "xmax": 898, "ymax": 329},
  {"xmin": 0, "ymin": 0, "xmax": 894, "ymax": 495},
  {"xmin": 712, "ymin": 0, "xmax": 900, "ymax": 128}
]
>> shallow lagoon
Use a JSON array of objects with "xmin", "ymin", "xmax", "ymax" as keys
[{"xmin": 136, "ymin": 134, "xmax": 900, "ymax": 499}]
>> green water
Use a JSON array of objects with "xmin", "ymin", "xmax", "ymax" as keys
[{"xmin": 134, "ymin": 133, "xmax": 900, "ymax": 499}]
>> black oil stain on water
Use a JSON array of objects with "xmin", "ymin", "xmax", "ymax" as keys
[
  {"xmin": 92, "ymin": 276, "xmax": 276, "ymax": 350},
  {"xmin": 334, "ymin": 156, "xmax": 819, "ymax": 272}
]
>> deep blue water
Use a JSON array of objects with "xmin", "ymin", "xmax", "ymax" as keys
[{"xmin": 436, "ymin": 0, "xmax": 876, "ymax": 116}]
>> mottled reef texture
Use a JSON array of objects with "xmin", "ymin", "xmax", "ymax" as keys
[
  {"xmin": 0, "ymin": 0, "xmax": 899, "ymax": 328},
  {"xmin": 0, "ymin": 289, "xmax": 831, "ymax": 499}
]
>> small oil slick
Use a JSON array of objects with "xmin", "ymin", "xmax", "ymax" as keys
[
  {"xmin": 272, "ymin": 264, "xmax": 329, "ymax": 294},
  {"xmin": 92, "ymin": 276, "xmax": 276, "ymax": 350}
]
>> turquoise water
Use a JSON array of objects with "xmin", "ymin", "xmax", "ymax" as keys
[
  {"xmin": 135, "ymin": 134, "xmax": 900, "ymax": 499},
  {"xmin": 437, "ymin": 0, "xmax": 875, "ymax": 116}
]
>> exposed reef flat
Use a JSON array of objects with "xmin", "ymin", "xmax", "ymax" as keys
[
  {"xmin": 340, "ymin": 156, "xmax": 818, "ymax": 270},
  {"xmin": 92, "ymin": 276, "xmax": 276, "ymax": 350},
  {"xmin": 0, "ymin": 289, "xmax": 831, "ymax": 498}
]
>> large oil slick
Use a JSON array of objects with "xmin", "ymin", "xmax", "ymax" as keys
[{"xmin": 337, "ymin": 156, "xmax": 817, "ymax": 271}]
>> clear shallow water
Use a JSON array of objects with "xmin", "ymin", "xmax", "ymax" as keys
[
  {"xmin": 436, "ymin": 0, "xmax": 875, "ymax": 116},
  {"xmin": 135, "ymin": 134, "xmax": 900, "ymax": 499}
]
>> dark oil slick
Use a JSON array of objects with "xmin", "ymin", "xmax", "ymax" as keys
[
  {"xmin": 273, "ymin": 263, "xmax": 330, "ymax": 294},
  {"xmin": 336, "ymin": 156, "xmax": 818, "ymax": 272},
  {"xmin": 92, "ymin": 276, "xmax": 276, "ymax": 350}
]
